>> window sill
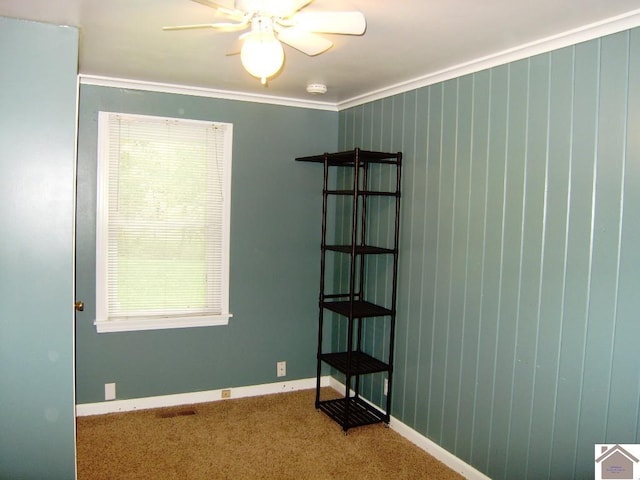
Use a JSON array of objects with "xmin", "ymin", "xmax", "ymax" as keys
[{"xmin": 94, "ymin": 314, "xmax": 232, "ymax": 333}]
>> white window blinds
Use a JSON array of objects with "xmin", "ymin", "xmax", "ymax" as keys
[{"xmin": 95, "ymin": 112, "xmax": 233, "ymax": 332}]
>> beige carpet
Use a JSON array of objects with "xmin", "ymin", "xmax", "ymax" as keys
[{"xmin": 76, "ymin": 388, "xmax": 464, "ymax": 479}]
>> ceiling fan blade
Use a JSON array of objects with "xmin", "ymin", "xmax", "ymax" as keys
[
  {"xmin": 278, "ymin": 28, "xmax": 332, "ymax": 56},
  {"xmin": 163, "ymin": 20, "xmax": 249, "ymax": 32},
  {"xmin": 284, "ymin": 0, "xmax": 314, "ymax": 16},
  {"xmin": 190, "ymin": 0, "xmax": 246, "ymax": 21},
  {"xmin": 290, "ymin": 11, "xmax": 366, "ymax": 35}
]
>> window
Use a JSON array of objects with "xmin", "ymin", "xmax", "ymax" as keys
[{"xmin": 95, "ymin": 112, "xmax": 233, "ymax": 333}]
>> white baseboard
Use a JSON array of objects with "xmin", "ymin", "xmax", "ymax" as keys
[
  {"xmin": 328, "ymin": 378, "xmax": 491, "ymax": 480},
  {"xmin": 76, "ymin": 375, "xmax": 489, "ymax": 479},
  {"xmin": 75, "ymin": 376, "xmax": 328, "ymax": 417},
  {"xmin": 389, "ymin": 418, "xmax": 492, "ymax": 480}
]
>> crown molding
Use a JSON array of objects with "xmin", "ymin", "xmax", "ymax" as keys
[
  {"xmin": 337, "ymin": 8, "xmax": 640, "ymax": 110},
  {"xmin": 78, "ymin": 74, "xmax": 338, "ymax": 112}
]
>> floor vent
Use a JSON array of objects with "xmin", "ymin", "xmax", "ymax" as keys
[{"xmin": 157, "ymin": 408, "xmax": 197, "ymax": 419}]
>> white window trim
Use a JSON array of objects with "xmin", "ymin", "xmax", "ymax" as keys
[
  {"xmin": 95, "ymin": 314, "xmax": 231, "ymax": 333},
  {"xmin": 94, "ymin": 111, "xmax": 233, "ymax": 333}
]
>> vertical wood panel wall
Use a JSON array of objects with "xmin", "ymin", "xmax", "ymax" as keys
[{"xmin": 338, "ymin": 28, "xmax": 640, "ymax": 480}]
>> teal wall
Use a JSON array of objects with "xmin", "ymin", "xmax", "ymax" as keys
[
  {"xmin": 75, "ymin": 85, "xmax": 337, "ymax": 403},
  {"xmin": 339, "ymin": 28, "xmax": 640, "ymax": 480},
  {"xmin": 0, "ymin": 17, "xmax": 78, "ymax": 479}
]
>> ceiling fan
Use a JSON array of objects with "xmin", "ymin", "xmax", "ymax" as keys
[{"xmin": 163, "ymin": 0, "xmax": 366, "ymax": 85}]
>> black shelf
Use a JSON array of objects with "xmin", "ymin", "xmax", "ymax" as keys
[
  {"xmin": 296, "ymin": 149, "xmax": 402, "ymax": 166},
  {"xmin": 325, "ymin": 245, "xmax": 396, "ymax": 255},
  {"xmin": 320, "ymin": 351, "xmax": 389, "ymax": 375},
  {"xmin": 317, "ymin": 397, "xmax": 387, "ymax": 429},
  {"xmin": 325, "ymin": 189, "xmax": 400, "ymax": 197},
  {"xmin": 299, "ymin": 147, "xmax": 402, "ymax": 433},
  {"xmin": 322, "ymin": 300, "xmax": 392, "ymax": 318}
]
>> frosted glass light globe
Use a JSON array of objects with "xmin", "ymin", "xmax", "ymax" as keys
[{"xmin": 240, "ymin": 31, "xmax": 284, "ymax": 85}]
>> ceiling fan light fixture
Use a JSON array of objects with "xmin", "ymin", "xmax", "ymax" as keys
[
  {"xmin": 240, "ymin": 19, "xmax": 284, "ymax": 85},
  {"xmin": 166, "ymin": 1, "xmax": 368, "ymax": 86}
]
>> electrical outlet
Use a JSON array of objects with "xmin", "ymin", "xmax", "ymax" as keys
[
  {"xmin": 105, "ymin": 382, "xmax": 116, "ymax": 401},
  {"xmin": 383, "ymin": 378, "xmax": 388, "ymax": 396},
  {"xmin": 221, "ymin": 389, "xmax": 231, "ymax": 399},
  {"xmin": 277, "ymin": 361, "xmax": 286, "ymax": 377}
]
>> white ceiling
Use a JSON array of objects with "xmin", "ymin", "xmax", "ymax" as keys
[{"xmin": 2, "ymin": 0, "xmax": 640, "ymax": 106}]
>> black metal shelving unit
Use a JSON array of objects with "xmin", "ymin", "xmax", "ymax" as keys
[{"xmin": 296, "ymin": 148, "xmax": 402, "ymax": 432}]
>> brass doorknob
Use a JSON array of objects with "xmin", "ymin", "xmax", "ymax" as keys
[{"xmin": 74, "ymin": 301, "xmax": 85, "ymax": 312}]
